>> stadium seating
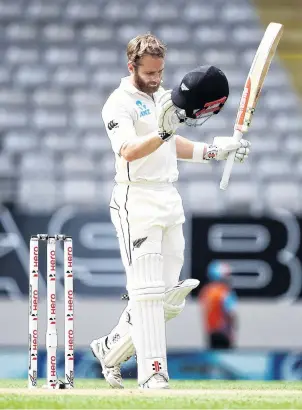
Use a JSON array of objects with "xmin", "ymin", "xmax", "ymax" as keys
[{"xmin": 0, "ymin": 0, "xmax": 300, "ymax": 214}]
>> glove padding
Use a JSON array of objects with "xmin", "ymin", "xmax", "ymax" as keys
[
  {"xmin": 157, "ymin": 90, "xmax": 183, "ymax": 141},
  {"xmin": 205, "ymin": 136, "xmax": 251, "ymax": 162}
]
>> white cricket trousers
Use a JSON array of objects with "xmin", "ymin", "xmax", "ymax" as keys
[{"xmin": 109, "ymin": 182, "xmax": 185, "ymax": 290}]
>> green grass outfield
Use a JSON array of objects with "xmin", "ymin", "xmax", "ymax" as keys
[{"xmin": 0, "ymin": 379, "xmax": 302, "ymax": 409}]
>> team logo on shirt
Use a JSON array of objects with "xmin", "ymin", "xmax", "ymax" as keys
[
  {"xmin": 136, "ymin": 100, "xmax": 151, "ymax": 117},
  {"xmin": 108, "ymin": 120, "xmax": 119, "ymax": 131},
  {"xmin": 133, "ymin": 237, "xmax": 147, "ymax": 249}
]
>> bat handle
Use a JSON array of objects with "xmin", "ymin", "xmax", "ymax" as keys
[{"xmin": 219, "ymin": 129, "xmax": 243, "ymax": 190}]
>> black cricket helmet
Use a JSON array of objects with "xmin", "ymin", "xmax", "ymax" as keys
[{"xmin": 171, "ymin": 65, "xmax": 229, "ymax": 126}]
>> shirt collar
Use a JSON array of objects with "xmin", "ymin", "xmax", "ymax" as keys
[
  {"xmin": 119, "ymin": 76, "xmax": 165, "ymax": 103},
  {"xmin": 120, "ymin": 76, "xmax": 158, "ymax": 101},
  {"xmin": 120, "ymin": 76, "xmax": 141, "ymax": 95}
]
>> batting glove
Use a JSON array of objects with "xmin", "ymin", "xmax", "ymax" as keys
[
  {"xmin": 157, "ymin": 90, "xmax": 183, "ymax": 141},
  {"xmin": 204, "ymin": 136, "xmax": 251, "ymax": 162}
]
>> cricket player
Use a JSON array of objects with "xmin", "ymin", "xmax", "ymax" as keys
[{"xmin": 90, "ymin": 33, "xmax": 250, "ymax": 389}]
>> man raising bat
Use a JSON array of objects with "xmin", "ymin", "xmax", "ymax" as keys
[{"xmin": 91, "ymin": 33, "xmax": 251, "ymax": 390}]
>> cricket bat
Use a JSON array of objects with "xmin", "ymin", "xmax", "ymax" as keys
[{"xmin": 220, "ymin": 22, "xmax": 284, "ymax": 190}]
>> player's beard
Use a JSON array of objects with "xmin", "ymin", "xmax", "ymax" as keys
[{"xmin": 134, "ymin": 69, "xmax": 161, "ymax": 95}]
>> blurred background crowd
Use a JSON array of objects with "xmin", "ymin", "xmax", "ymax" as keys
[{"xmin": 0, "ymin": 0, "xmax": 301, "ymax": 381}]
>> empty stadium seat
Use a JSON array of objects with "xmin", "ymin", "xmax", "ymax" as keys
[
  {"xmin": 186, "ymin": 181, "xmax": 224, "ymax": 213},
  {"xmin": 65, "ymin": 2, "xmax": 100, "ymax": 21},
  {"xmin": 80, "ymin": 25, "xmax": 113, "ymax": 44},
  {"xmin": 178, "ymin": 161, "xmax": 216, "ymax": 180},
  {"xmin": 273, "ymin": 115, "xmax": 302, "ymax": 132},
  {"xmin": 93, "ymin": 69, "xmax": 126, "ymax": 88},
  {"xmin": 70, "ymin": 90, "xmax": 101, "ymax": 107},
  {"xmin": 250, "ymin": 136, "xmax": 280, "ymax": 155},
  {"xmin": 26, "ymin": 2, "xmax": 62, "ymax": 20},
  {"xmin": 32, "ymin": 88, "xmax": 66, "ymax": 107},
  {"xmin": 0, "ymin": 89, "xmax": 27, "ymax": 106},
  {"xmin": 194, "ymin": 27, "xmax": 228, "ymax": 46},
  {"xmin": 264, "ymin": 91, "xmax": 299, "ymax": 111},
  {"xmin": 0, "ymin": 179, "xmax": 16, "ymax": 202},
  {"xmin": 203, "ymin": 49, "xmax": 237, "ymax": 67},
  {"xmin": 257, "ymin": 157, "xmax": 293, "ymax": 179},
  {"xmin": 223, "ymin": 180, "xmax": 260, "ymax": 213},
  {"xmin": 0, "ymin": 67, "xmax": 11, "ymax": 85},
  {"xmin": 19, "ymin": 152, "xmax": 56, "ymax": 177},
  {"xmin": 32, "ymin": 109, "xmax": 68, "ymax": 129},
  {"xmin": 156, "ymin": 26, "xmax": 190, "ymax": 44},
  {"xmin": 5, "ymin": 47, "xmax": 39, "ymax": 64},
  {"xmin": 285, "ymin": 135, "xmax": 302, "ymax": 155},
  {"xmin": 232, "ymin": 26, "xmax": 263, "ymax": 46},
  {"xmin": 0, "ymin": 154, "xmax": 17, "ymax": 177},
  {"xmin": 72, "ymin": 109, "xmax": 102, "ymax": 130},
  {"xmin": 84, "ymin": 48, "xmax": 119, "ymax": 66},
  {"xmin": 3, "ymin": 132, "xmax": 38, "ymax": 153},
  {"xmin": 264, "ymin": 181, "xmax": 301, "ymax": 212},
  {"xmin": 14, "ymin": 66, "xmax": 49, "ymax": 87},
  {"xmin": 17, "ymin": 178, "xmax": 58, "ymax": 212},
  {"xmin": 61, "ymin": 180, "xmax": 97, "ymax": 204},
  {"xmin": 62, "ymin": 153, "xmax": 95, "ymax": 176},
  {"xmin": 0, "ymin": 1, "xmax": 23, "ymax": 20},
  {"xmin": 0, "ymin": 109, "xmax": 28, "ymax": 128},
  {"xmin": 42, "ymin": 133, "xmax": 78, "ymax": 153},
  {"xmin": 221, "ymin": 6, "xmax": 258, "ymax": 24},
  {"xmin": 166, "ymin": 49, "xmax": 197, "ymax": 67},
  {"xmin": 44, "ymin": 47, "xmax": 78, "ymax": 65},
  {"xmin": 81, "ymin": 133, "xmax": 110, "ymax": 153},
  {"xmin": 5, "ymin": 23, "xmax": 37, "ymax": 42},
  {"xmin": 52, "ymin": 67, "xmax": 88, "ymax": 87},
  {"xmin": 43, "ymin": 24, "xmax": 75, "ymax": 43},
  {"xmin": 183, "ymin": 4, "xmax": 216, "ymax": 23},
  {"xmin": 104, "ymin": 2, "xmax": 139, "ymax": 21}
]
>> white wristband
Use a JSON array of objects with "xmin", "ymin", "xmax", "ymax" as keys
[{"xmin": 192, "ymin": 142, "xmax": 210, "ymax": 163}]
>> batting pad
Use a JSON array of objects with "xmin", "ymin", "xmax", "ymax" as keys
[
  {"xmin": 129, "ymin": 254, "xmax": 168, "ymax": 385},
  {"xmin": 103, "ymin": 306, "xmax": 135, "ymax": 367},
  {"xmin": 103, "ymin": 278, "xmax": 200, "ymax": 367},
  {"xmin": 164, "ymin": 278, "xmax": 200, "ymax": 306},
  {"xmin": 164, "ymin": 278, "xmax": 199, "ymax": 321}
]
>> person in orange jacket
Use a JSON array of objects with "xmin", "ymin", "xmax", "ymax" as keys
[{"xmin": 199, "ymin": 261, "xmax": 237, "ymax": 349}]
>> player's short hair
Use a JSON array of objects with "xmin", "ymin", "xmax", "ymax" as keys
[{"xmin": 127, "ymin": 33, "xmax": 166, "ymax": 65}]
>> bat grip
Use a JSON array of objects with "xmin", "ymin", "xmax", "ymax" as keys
[{"xmin": 219, "ymin": 129, "xmax": 243, "ymax": 190}]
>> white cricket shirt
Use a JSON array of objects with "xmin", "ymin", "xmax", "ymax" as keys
[{"xmin": 102, "ymin": 76, "xmax": 179, "ymax": 183}]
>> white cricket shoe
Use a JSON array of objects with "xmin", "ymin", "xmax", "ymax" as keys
[
  {"xmin": 140, "ymin": 374, "xmax": 169, "ymax": 389},
  {"xmin": 90, "ymin": 338, "xmax": 124, "ymax": 389}
]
